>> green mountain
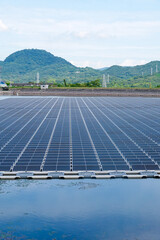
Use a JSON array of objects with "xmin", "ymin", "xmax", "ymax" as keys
[
  {"xmin": 102, "ymin": 61, "xmax": 160, "ymax": 79},
  {"xmin": 0, "ymin": 49, "xmax": 100, "ymax": 83},
  {"xmin": 0, "ymin": 49, "xmax": 160, "ymax": 87},
  {"xmin": 1, "ymin": 49, "xmax": 76, "ymax": 82},
  {"xmin": 106, "ymin": 73, "xmax": 160, "ymax": 88}
]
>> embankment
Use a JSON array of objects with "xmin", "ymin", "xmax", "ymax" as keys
[{"xmin": 1, "ymin": 88, "xmax": 160, "ymax": 97}]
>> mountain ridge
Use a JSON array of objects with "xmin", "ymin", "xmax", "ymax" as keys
[{"xmin": 0, "ymin": 49, "xmax": 160, "ymax": 84}]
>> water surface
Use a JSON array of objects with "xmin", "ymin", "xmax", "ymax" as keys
[{"xmin": 0, "ymin": 179, "xmax": 159, "ymax": 240}]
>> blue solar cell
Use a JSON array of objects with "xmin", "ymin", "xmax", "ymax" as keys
[
  {"xmin": 0, "ymin": 166, "xmax": 11, "ymax": 171},
  {"xmin": 73, "ymin": 166, "xmax": 86, "ymax": 171},
  {"xmin": 43, "ymin": 166, "xmax": 57, "ymax": 171},
  {"xmin": 145, "ymin": 165, "xmax": 159, "ymax": 170},
  {"xmin": 87, "ymin": 165, "xmax": 100, "ymax": 170},
  {"xmin": 0, "ymin": 97, "xmax": 160, "ymax": 173},
  {"xmin": 57, "ymin": 166, "xmax": 70, "ymax": 171},
  {"xmin": 14, "ymin": 166, "xmax": 27, "ymax": 171},
  {"xmin": 116, "ymin": 165, "xmax": 130, "ymax": 170},
  {"xmin": 27, "ymin": 166, "xmax": 40, "ymax": 171},
  {"xmin": 132, "ymin": 165, "xmax": 146, "ymax": 170},
  {"xmin": 102, "ymin": 165, "xmax": 116, "ymax": 170}
]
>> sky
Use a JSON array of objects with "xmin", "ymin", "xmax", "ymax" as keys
[{"xmin": 0, "ymin": 0, "xmax": 160, "ymax": 68}]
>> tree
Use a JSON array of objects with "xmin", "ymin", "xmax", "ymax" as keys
[{"xmin": 63, "ymin": 79, "xmax": 67, "ymax": 87}]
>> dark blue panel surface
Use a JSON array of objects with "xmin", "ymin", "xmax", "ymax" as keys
[{"xmin": 0, "ymin": 97, "xmax": 160, "ymax": 172}]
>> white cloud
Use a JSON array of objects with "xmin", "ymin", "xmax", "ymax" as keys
[
  {"xmin": 0, "ymin": 19, "xmax": 7, "ymax": 31},
  {"xmin": 71, "ymin": 20, "xmax": 160, "ymax": 39},
  {"xmin": 8, "ymin": 10, "xmax": 160, "ymax": 40},
  {"xmin": 120, "ymin": 59, "xmax": 148, "ymax": 67},
  {"xmin": 74, "ymin": 31, "xmax": 89, "ymax": 39},
  {"xmin": 0, "ymin": 6, "xmax": 160, "ymax": 67}
]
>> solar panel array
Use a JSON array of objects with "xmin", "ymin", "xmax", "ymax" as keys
[{"xmin": 0, "ymin": 97, "xmax": 160, "ymax": 172}]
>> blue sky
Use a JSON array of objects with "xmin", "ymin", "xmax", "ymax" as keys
[{"xmin": 0, "ymin": 0, "xmax": 160, "ymax": 68}]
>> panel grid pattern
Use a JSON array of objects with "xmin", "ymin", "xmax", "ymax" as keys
[{"xmin": 0, "ymin": 97, "xmax": 160, "ymax": 172}]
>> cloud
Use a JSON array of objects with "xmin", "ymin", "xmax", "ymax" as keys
[
  {"xmin": 10, "ymin": 17, "xmax": 160, "ymax": 41},
  {"xmin": 3, "ymin": 6, "xmax": 159, "ymax": 41},
  {"xmin": 0, "ymin": 19, "xmax": 7, "ymax": 31},
  {"xmin": 0, "ymin": 6, "xmax": 160, "ymax": 67},
  {"xmin": 71, "ymin": 20, "xmax": 160, "ymax": 39},
  {"xmin": 120, "ymin": 59, "xmax": 148, "ymax": 66}
]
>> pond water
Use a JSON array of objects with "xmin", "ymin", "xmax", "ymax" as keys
[{"xmin": 0, "ymin": 179, "xmax": 160, "ymax": 240}]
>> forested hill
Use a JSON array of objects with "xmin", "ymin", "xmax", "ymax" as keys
[
  {"xmin": 4, "ymin": 49, "xmax": 73, "ymax": 67},
  {"xmin": 102, "ymin": 61, "xmax": 160, "ymax": 79},
  {"xmin": 0, "ymin": 49, "xmax": 160, "ymax": 83},
  {"xmin": 0, "ymin": 49, "xmax": 100, "ymax": 83},
  {"xmin": 1, "ymin": 49, "xmax": 77, "ymax": 82}
]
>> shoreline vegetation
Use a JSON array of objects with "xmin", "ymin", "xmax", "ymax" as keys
[{"xmin": 6, "ymin": 77, "xmax": 160, "ymax": 90}]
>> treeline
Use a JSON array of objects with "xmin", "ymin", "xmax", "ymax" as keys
[
  {"xmin": 9, "ymin": 73, "xmax": 160, "ymax": 89},
  {"xmin": 61, "ymin": 79, "xmax": 101, "ymax": 87},
  {"xmin": 11, "ymin": 79, "xmax": 101, "ymax": 88}
]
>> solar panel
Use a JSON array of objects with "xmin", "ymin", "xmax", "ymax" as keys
[{"xmin": 0, "ymin": 96, "xmax": 160, "ymax": 172}]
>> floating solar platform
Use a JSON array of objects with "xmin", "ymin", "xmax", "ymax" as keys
[{"xmin": 0, "ymin": 96, "xmax": 160, "ymax": 179}]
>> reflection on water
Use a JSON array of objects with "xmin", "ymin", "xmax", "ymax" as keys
[
  {"xmin": 0, "ymin": 179, "xmax": 160, "ymax": 240},
  {"xmin": 55, "ymin": 181, "xmax": 99, "ymax": 190}
]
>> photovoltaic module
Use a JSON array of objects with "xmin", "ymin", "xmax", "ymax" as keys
[{"xmin": 0, "ymin": 97, "xmax": 160, "ymax": 173}]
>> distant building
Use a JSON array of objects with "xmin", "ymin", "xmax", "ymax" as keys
[
  {"xmin": 40, "ymin": 85, "xmax": 48, "ymax": 90},
  {"xmin": 0, "ymin": 81, "xmax": 9, "ymax": 90}
]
